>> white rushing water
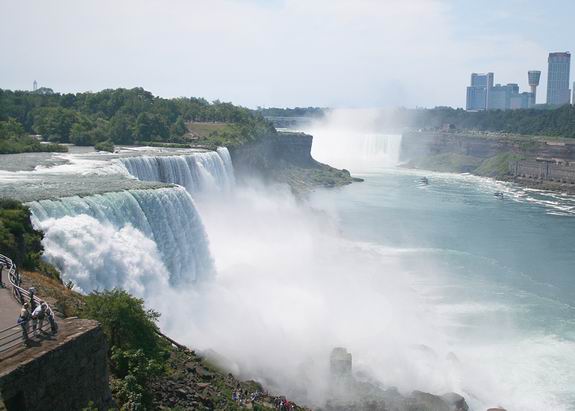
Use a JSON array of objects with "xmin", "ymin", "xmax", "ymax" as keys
[
  {"xmin": 119, "ymin": 147, "xmax": 235, "ymax": 194},
  {"xmin": 19, "ymin": 147, "xmax": 236, "ymax": 294},
  {"xmin": 306, "ymin": 108, "xmax": 403, "ymax": 170},
  {"xmin": 28, "ymin": 187, "xmax": 213, "ymax": 292}
]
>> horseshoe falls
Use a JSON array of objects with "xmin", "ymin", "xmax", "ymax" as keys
[
  {"xmin": 119, "ymin": 147, "xmax": 235, "ymax": 194},
  {"xmin": 28, "ymin": 186, "xmax": 213, "ymax": 294}
]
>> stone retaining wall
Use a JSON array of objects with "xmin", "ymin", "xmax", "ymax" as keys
[
  {"xmin": 0, "ymin": 319, "xmax": 113, "ymax": 411},
  {"xmin": 510, "ymin": 159, "xmax": 575, "ymax": 183}
]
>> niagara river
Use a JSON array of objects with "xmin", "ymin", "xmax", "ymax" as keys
[{"xmin": 1, "ymin": 136, "xmax": 573, "ymax": 410}]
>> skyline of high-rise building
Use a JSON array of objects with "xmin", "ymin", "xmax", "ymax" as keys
[
  {"xmin": 466, "ymin": 72, "xmax": 494, "ymax": 111},
  {"xmin": 546, "ymin": 52, "xmax": 571, "ymax": 106},
  {"xmin": 528, "ymin": 70, "xmax": 541, "ymax": 105},
  {"xmin": 466, "ymin": 73, "xmax": 534, "ymax": 111},
  {"xmin": 466, "ymin": 52, "xmax": 571, "ymax": 111}
]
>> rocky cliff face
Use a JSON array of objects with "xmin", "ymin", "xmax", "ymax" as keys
[
  {"xmin": 230, "ymin": 131, "xmax": 355, "ymax": 190},
  {"xmin": 401, "ymin": 131, "xmax": 575, "ymax": 190},
  {"xmin": 230, "ymin": 132, "xmax": 314, "ymax": 173},
  {"xmin": 401, "ymin": 131, "xmax": 575, "ymax": 162}
]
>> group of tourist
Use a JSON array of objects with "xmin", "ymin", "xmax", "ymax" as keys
[
  {"xmin": 230, "ymin": 387, "xmax": 297, "ymax": 410},
  {"xmin": 231, "ymin": 388, "xmax": 262, "ymax": 406},
  {"xmin": 17, "ymin": 287, "xmax": 58, "ymax": 343},
  {"xmin": 273, "ymin": 397, "xmax": 296, "ymax": 410}
]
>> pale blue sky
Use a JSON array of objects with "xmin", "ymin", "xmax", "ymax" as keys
[{"xmin": 1, "ymin": 0, "xmax": 574, "ymax": 108}]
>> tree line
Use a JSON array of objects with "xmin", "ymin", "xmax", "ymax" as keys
[
  {"xmin": 0, "ymin": 87, "xmax": 275, "ymax": 149},
  {"xmin": 256, "ymin": 106, "xmax": 325, "ymax": 118},
  {"xmin": 399, "ymin": 105, "xmax": 575, "ymax": 138},
  {"xmin": 260, "ymin": 105, "xmax": 575, "ymax": 138}
]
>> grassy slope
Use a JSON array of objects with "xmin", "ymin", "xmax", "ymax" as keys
[{"xmin": 408, "ymin": 149, "xmax": 526, "ymax": 179}]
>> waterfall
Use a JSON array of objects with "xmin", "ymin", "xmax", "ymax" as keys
[
  {"xmin": 28, "ymin": 186, "xmax": 213, "ymax": 293},
  {"xmin": 309, "ymin": 129, "xmax": 403, "ymax": 171},
  {"xmin": 120, "ymin": 148, "xmax": 235, "ymax": 194}
]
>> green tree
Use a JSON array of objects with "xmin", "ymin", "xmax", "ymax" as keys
[
  {"xmin": 0, "ymin": 118, "xmax": 25, "ymax": 139},
  {"xmin": 81, "ymin": 290, "xmax": 168, "ymax": 411},
  {"xmin": 170, "ymin": 116, "xmax": 187, "ymax": 137},
  {"xmin": 32, "ymin": 107, "xmax": 78, "ymax": 142},
  {"xmin": 109, "ymin": 114, "xmax": 135, "ymax": 144},
  {"xmin": 81, "ymin": 289, "xmax": 166, "ymax": 358}
]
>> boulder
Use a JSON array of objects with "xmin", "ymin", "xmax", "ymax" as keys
[{"xmin": 441, "ymin": 392, "xmax": 469, "ymax": 411}]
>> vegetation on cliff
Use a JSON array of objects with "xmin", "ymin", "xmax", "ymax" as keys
[
  {"xmin": 0, "ymin": 87, "xmax": 275, "ymax": 148},
  {"xmin": 407, "ymin": 151, "xmax": 525, "ymax": 179},
  {"xmin": 17, "ymin": 278, "xmax": 308, "ymax": 411},
  {"xmin": 0, "ymin": 199, "xmax": 59, "ymax": 278},
  {"xmin": 80, "ymin": 290, "xmax": 168, "ymax": 410}
]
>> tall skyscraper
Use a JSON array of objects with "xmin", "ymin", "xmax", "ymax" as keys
[
  {"xmin": 466, "ymin": 72, "xmax": 494, "ymax": 111},
  {"xmin": 546, "ymin": 52, "xmax": 571, "ymax": 106},
  {"xmin": 528, "ymin": 71, "xmax": 541, "ymax": 105},
  {"xmin": 33, "ymin": 80, "xmax": 38, "ymax": 91}
]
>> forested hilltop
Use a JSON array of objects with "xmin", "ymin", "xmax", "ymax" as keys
[
  {"xmin": 263, "ymin": 105, "xmax": 575, "ymax": 139},
  {"xmin": 401, "ymin": 106, "xmax": 575, "ymax": 138},
  {"xmin": 0, "ymin": 87, "xmax": 275, "ymax": 152},
  {"xmin": 256, "ymin": 106, "xmax": 325, "ymax": 118}
]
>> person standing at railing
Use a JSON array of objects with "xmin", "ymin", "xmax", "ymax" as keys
[
  {"xmin": 31, "ymin": 302, "xmax": 47, "ymax": 336},
  {"xmin": 28, "ymin": 287, "xmax": 37, "ymax": 312},
  {"xmin": 47, "ymin": 307, "xmax": 58, "ymax": 335},
  {"xmin": 18, "ymin": 302, "xmax": 31, "ymax": 343}
]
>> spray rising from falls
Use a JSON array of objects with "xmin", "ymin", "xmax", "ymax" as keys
[
  {"xmin": 306, "ymin": 108, "xmax": 403, "ymax": 171},
  {"xmin": 28, "ymin": 186, "xmax": 213, "ymax": 293},
  {"xmin": 120, "ymin": 147, "xmax": 235, "ymax": 194}
]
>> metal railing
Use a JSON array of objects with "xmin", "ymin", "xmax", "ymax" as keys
[{"xmin": 0, "ymin": 254, "xmax": 56, "ymax": 355}]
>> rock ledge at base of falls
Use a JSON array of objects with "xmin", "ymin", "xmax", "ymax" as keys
[{"xmin": 321, "ymin": 347, "xmax": 472, "ymax": 411}]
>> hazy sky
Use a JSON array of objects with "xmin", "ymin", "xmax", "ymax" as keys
[{"xmin": 1, "ymin": 0, "xmax": 574, "ymax": 108}]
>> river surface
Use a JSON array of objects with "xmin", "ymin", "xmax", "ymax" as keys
[
  {"xmin": 1, "ymin": 132, "xmax": 574, "ymax": 410},
  {"xmin": 305, "ymin": 121, "xmax": 575, "ymax": 410}
]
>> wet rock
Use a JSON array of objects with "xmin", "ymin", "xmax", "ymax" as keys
[
  {"xmin": 441, "ymin": 392, "xmax": 469, "ymax": 411},
  {"xmin": 408, "ymin": 391, "xmax": 451, "ymax": 411}
]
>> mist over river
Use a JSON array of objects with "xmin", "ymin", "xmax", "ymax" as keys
[
  {"xmin": 304, "ymin": 111, "xmax": 575, "ymax": 410},
  {"xmin": 1, "ymin": 113, "xmax": 574, "ymax": 410}
]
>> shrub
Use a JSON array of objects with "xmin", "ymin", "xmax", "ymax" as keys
[
  {"xmin": 80, "ymin": 289, "xmax": 167, "ymax": 359},
  {"xmin": 94, "ymin": 140, "xmax": 115, "ymax": 152},
  {"xmin": 81, "ymin": 290, "xmax": 168, "ymax": 410}
]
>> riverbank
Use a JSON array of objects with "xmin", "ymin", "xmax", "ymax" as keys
[{"xmin": 401, "ymin": 130, "xmax": 575, "ymax": 195}]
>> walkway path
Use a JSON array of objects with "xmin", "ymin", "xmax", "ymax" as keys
[
  {"xmin": 0, "ymin": 255, "xmax": 58, "ymax": 360},
  {"xmin": 0, "ymin": 286, "xmax": 20, "ymax": 332}
]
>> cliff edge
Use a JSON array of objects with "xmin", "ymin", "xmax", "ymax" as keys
[{"xmin": 230, "ymin": 131, "xmax": 356, "ymax": 191}]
